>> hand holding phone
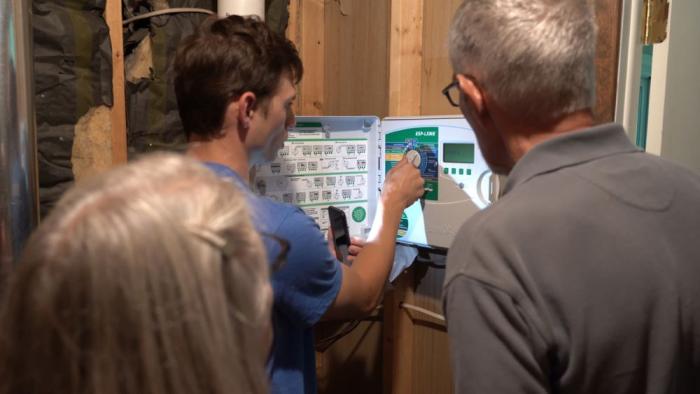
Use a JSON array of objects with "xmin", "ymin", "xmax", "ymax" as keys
[{"xmin": 328, "ymin": 206, "xmax": 351, "ymax": 264}]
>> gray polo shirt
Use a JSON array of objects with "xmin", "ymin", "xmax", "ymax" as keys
[{"xmin": 444, "ymin": 123, "xmax": 700, "ymax": 393}]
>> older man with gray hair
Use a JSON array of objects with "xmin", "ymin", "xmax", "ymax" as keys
[{"xmin": 442, "ymin": 1, "xmax": 700, "ymax": 393}]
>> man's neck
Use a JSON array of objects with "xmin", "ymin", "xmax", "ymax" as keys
[
  {"xmin": 187, "ymin": 132, "xmax": 251, "ymax": 183},
  {"xmin": 503, "ymin": 110, "xmax": 595, "ymax": 164}
]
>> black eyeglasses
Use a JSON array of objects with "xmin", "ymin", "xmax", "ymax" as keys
[
  {"xmin": 442, "ymin": 80, "xmax": 460, "ymax": 107},
  {"xmin": 442, "ymin": 74, "xmax": 482, "ymax": 108}
]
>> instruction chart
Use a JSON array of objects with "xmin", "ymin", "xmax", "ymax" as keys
[{"xmin": 254, "ymin": 123, "xmax": 371, "ymax": 237}]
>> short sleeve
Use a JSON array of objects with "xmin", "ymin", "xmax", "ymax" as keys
[
  {"xmin": 271, "ymin": 209, "xmax": 342, "ymax": 327},
  {"xmin": 444, "ymin": 276, "xmax": 550, "ymax": 393}
]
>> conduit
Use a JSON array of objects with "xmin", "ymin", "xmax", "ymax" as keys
[
  {"xmin": 0, "ymin": 0, "xmax": 39, "ymax": 267},
  {"xmin": 217, "ymin": 0, "xmax": 265, "ymax": 19}
]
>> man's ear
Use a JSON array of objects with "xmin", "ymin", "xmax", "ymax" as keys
[
  {"xmin": 238, "ymin": 92, "xmax": 257, "ymax": 126},
  {"xmin": 456, "ymin": 74, "xmax": 485, "ymax": 115},
  {"xmin": 232, "ymin": 92, "xmax": 256, "ymax": 141}
]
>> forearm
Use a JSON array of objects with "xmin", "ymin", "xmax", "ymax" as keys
[
  {"xmin": 323, "ymin": 157, "xmax": 424, "ymax": 320},
  {"xmin": 346, "ymin": 201, "xmax": 404, "ymax": 312}
]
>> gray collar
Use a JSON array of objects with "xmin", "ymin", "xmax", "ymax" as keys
[{"xmin": 503, "ymin": 123, "xmax": 641, "ymax": 195}]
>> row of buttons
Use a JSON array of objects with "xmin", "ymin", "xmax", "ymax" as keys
[{"xmin": 443, "ymin": 167, "xmax": 472, "ymax": 175}]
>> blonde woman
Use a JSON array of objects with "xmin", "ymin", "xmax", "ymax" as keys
[{"xmin": 0, "ymin": 153, "xmax": 272, "ymax": 394}]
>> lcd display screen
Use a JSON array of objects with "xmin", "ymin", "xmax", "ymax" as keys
[{"xmin": 443, "ymin": 143, "xmax": 475, "ymax": 163}]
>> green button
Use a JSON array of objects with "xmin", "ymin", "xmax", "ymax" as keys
[
  {"xmin": 467, "ymin": 169, "xmax": 472, "ymax": 175},
  {"xmin": 443, "ymin": 168, "xmax": 449, "ymax": 174},
  {"xmin": 451, "ymin": 168, "xmax": 456, "ymax": 175},
  {"xmin": 458, "ymin": 168, "xmax": 464, "ymax": 175}
]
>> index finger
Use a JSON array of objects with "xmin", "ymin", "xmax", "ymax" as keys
[{"xmin": 395, "ymin": 155, "xmax": 409, "ymax": 167}]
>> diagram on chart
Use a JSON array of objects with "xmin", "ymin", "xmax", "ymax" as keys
[{"xmin": 254, "ymin": 127, "xmax": 371, "ymax": 237}]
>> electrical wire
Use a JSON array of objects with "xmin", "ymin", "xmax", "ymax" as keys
[
  {"xmin": 426, "ymin": 261, "xmax": 447, "ymax": 269},
  {"xmin": 315, "ymin": 320, "xmax": 362, "ymax": 352},
  {"xmin": 316, "ymin": 304, "xmax": 445, "ymax": 351},
  {"xmin": 414, "ymin": 254, "xmax": 447, "ymax": 269},
  {"xmin": 122, "ymin": 7, "xmax": 215, "ymax": 25},
  {"xmin": 315, "ymin": 305, "xmax": 383, "ymax": 352},
  {"xmin": 400, "ymin": 302, "xmax": 445, "ymax": 322}
]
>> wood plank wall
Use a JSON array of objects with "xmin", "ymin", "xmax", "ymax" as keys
[
  {"xmin": 594, "ymin": 0, "xmax": 623, "ymax": 123},
  {"xmin": 326, "ymin": 0, "xmax": 391, "ymax": 117},
  {"xmin": 288, "ymin": 0, "xmax": 325, "ymax": 115},
  {"xmin": 288, "ymin": 0, "xmax": 390, "ymax": 118},
  {"xmin": 420, "ymin": 0, "xmax": 463, "ymax": 116},
  {"xmin": 288, "ymin": 2, "xmax": 391, "ymax": 393},
  {"xmin": 287, "ymin": 1, "xmax": 623, "ymax": 393},
  {"xmin": 387, "ymin": 0, "xmax": 424, "ymax": 116}
]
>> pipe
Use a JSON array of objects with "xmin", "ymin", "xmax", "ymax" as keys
[
  {"xmin": 217, "ymin": 0, "xmax": 265, "ymax": 20},
  {"xmin": 122, "ymin": 8, "xmax": 215, "ymax": 26},
  {"xmin": 0, "ymin": 0, "xmax": 39, "ymax": 268}
]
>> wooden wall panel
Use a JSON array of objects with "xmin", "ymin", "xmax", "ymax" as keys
[
  {"xmin": 296, "ymin": 2, "xmax": 391, "ymax": 393},
  {"xmin": 288, "ymin": 0, "xmax": 325, "ymax": 115},
  {"xmin": 286, "ymin": 1, "xmax": 624, "ymax": 393},
  {"xmin": 410, "ymin": 2, "xmax": 463, "ymax": 386},
  {"xmin": 105, "ymin": 0, "xmax": 127, "ymax": 164},
  {"xmin": 388, "ymin": 0, "xmax": 424, "ymax": 116},
  {"xmin": 316, "ymin": 318, "xmax": 384, "ymax": 394},
  {"xmin": 410, "ymin": 258, "xmax": 452, "ymax": 394},
  {"xmin": 420, "ymin": 0, "xmax": 462, "ymax": 116},
  {"xmin": 594, "ymin": 0, "xmax": 623, "ymax": 123},
  {"xmin": 384, "ymin": 1, "xmax": 424, "ymax": 392},
  {"xmin": 399, "ymin": 1, "xmax": 462, "ymax": 392},
  {"xmin": 383, "ymin": 270, "xmax": 416, "ymax": 394},
  {"xmin": 324, "ymin": 0, "xmax": 391, "ymax": 117}
]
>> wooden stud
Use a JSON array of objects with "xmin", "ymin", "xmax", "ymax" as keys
[
  {"xmin": 384, "ymin": 2, "xmax": 424, "ymax": 392},
  {"xmin": 388, "ymin": 0, "xmax": 424, "ymax": 116},
  {"xmin": 104, "ymin": 0, "xmax": 127, "ymax": 164},
  {"xmin": 383, "ymin": 269, "xmax": 416, "ymax": 394},
  {"xmin": 286, "ymin": 0, "xmax": 301, "ymax": 115},
  {"xmin": 594, "ymin": 0, "xmax": 623, "ymax": 123},
  {"xmin": 409, "ymin": 261, "xmax": 453, "ymax": 393},
  {"xmin": 286, "ymin": 0, "xmax": 300, "ymax": 46}
]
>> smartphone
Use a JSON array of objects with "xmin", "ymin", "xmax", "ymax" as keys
[{"xmin": 328, "ymin": 206, "xmax": 351, "ymax": 264}]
